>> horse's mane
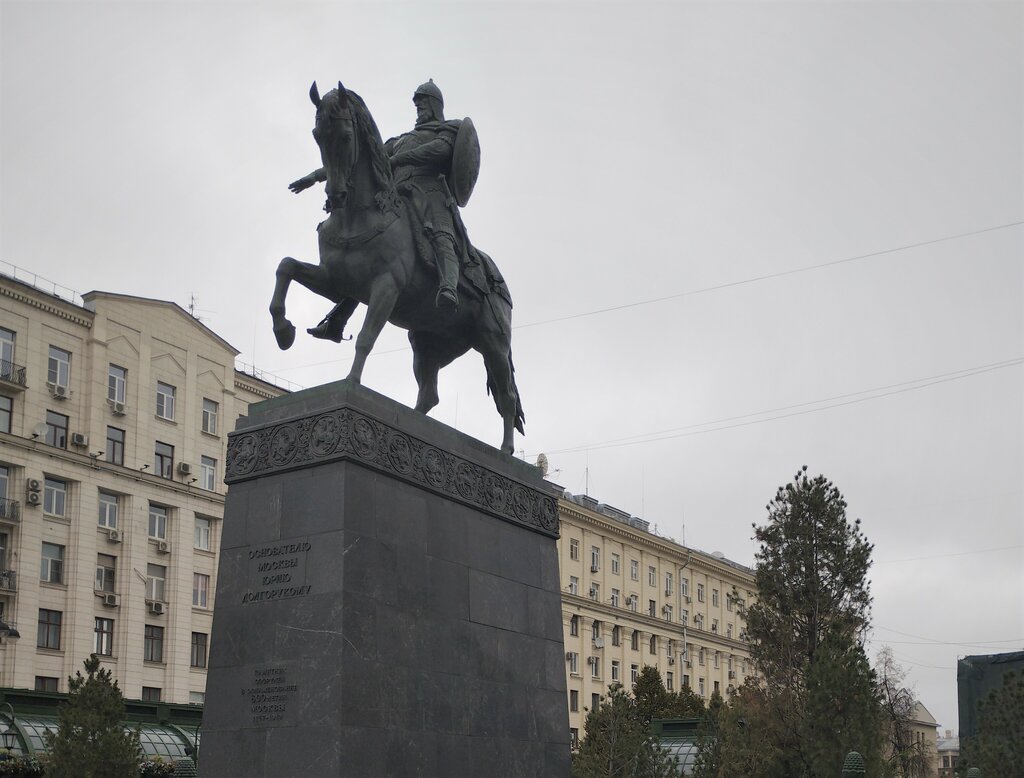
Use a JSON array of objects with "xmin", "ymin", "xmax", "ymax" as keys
[{"xmin": 334, "ymin": 89, "xmax": 393, "ymax": 195}]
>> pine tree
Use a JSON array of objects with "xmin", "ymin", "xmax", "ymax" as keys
[
  {"xmin": 960, "ymin": 670, "xmax": 1024, "ymax": 776},
  {"xmin": 45, "ymin": 654, "xmax": 142, "ymax": 778},
  {"xmin": 721, "ymin": 467, "xmax": 885, "ymax": 777}
]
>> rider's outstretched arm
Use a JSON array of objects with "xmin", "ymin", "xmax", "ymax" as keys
[{"xmin": 288, "ymin": 168, "xmax": 327, "ymax": 193}]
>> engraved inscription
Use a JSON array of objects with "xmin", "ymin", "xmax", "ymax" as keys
[
  {"xmin": 242, "ymin": 540, "xmax": 314, "ymax": 604},
  {"xmin": 242, "ymin": 667, "xmax": 299, "ymax": 725}
]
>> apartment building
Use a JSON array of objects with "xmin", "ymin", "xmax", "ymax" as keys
[
  {"xmin": 0, "ymin": 271, "xmax": 283, "ymax": 705},
  {"xmin": 558, "ymin": 493, "xmax": 756, "ymax": 745}
]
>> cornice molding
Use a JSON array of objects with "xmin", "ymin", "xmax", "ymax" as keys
[{"xmin": 0, "ymin": 284, "xmax": 92, "ymax": 328}]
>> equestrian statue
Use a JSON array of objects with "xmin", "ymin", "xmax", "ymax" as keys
[{"xmin": 270, "ymin": 80, "xmax": 524, "ymax": 453}]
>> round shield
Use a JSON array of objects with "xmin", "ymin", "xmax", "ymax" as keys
[{"xmin": 450, "ymin": 117, "xmax": 481, "ymax": 207}]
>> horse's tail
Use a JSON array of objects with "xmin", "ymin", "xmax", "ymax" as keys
[{"xmin": 485, "ymin": 350, "xmax": 525, "ymax": 435}]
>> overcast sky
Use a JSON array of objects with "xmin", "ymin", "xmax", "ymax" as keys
[{"xmin": 2, "ymin": 0, "xmax": 1020, "ymax": 733}]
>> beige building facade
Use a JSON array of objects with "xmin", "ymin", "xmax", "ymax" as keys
[
  {"xmin": 0, "ymin": 273, "xmax": 283, "ymax": 705},
  {"xmin": 557, "ymin": 493, "xmax": 756, "ymax": 745}
]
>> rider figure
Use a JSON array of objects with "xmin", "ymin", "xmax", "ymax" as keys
[{"xmin": 291, "ymin": 79, "xmax": 468, "ymax": 341}]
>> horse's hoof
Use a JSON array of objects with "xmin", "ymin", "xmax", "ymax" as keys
[{"xmin": 274, "ymin": 321, "xmax": 296, "ymax": 350}]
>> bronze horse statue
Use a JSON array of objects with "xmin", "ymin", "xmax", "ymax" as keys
[{"xmin": 269, "ymin": 83, "xmax": 524, "ymax": 453}]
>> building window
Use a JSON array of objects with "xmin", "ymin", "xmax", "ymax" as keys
[
  {"xmin": 681, "ymin": 577, "xmax": 689, "ymax": 596},
  {"xmin": 712, "ymin": 589, "xmax": 719, "ymax": 607},
  {"xmin": 0, "ymin": 330, "xmax": 15, "ymax": 378},
  {"xmin": 191, "ymin": 632, "xmax": 208, "ymax": 668},
  {"xmin": 630, "ymin": 559, "xmax": 639, "ymax": 581},
  {"xmin": 648, "ymin": 566, "xmax": 656, "ymax": 586},
  {"xmin": 35, "ymin": 676, "xmax": 59, "ymax": 692},
  {"xmin": 569, "ymin": 615, "xmax": 578, "ymax": 636},
  {"xmin": 43, "ymin": 477, "xmax": 67, "ymax": 517},
  {"xmin": 610, "ymin": 588, "xmax": 620, "ymax": 607},
  {"xmin": 146, "ymin": 564, "xmax": 166, "ymax": 602},
  {"xmin": 631, "ymin": 664, "xmax": 639, "ymax": 684},
  {"xmin": 611, "ymin": 553, "xmax": 620, "ymax": 575},
  {"xmin": 648, "ymin": 599, "xmax": 656, "ymax": 617},
  {"xmin": 664, "ymin": 605, "xmax": 673, "ymax": 622},
  {"xmin": 589, "ymin": 582, "xmax": 600, "ymax": 601},
  {"xmin": 40, "ymin": 542, "xmax": 64, "ymax": 584},
  {"xmin": 591, "ymin": 693, "xmax": 600, "ymax": 711},
  {"xmin": 47, "ymin": 346, "xmax": 70, "ymax": 388},
  {"xmin": 108, "ymin": 365, "xmax": 126, "ymax": 403},
  {"xmin": 666, "ymin": 671, "xmax": 674, "ymax": 691},
  {"xmin": 591, "ymin": 620, "xmax": 601, "ymax": 641},
  {"xmin": 714, "ymin": 680, "xmax": 720, "ymax": 695},
  {"xmin": 154, "ymin": 441, "xmax": 174, "ymax": 479},
  {"xmin": 193, "ymin": 573, "xmax": 210, "ymax": 608},
  {"xmin": 681, "ymin": 609, "xmax": 689, "ymax": 624},
  {"xmin": 612, "ymin": 626, "xmax": 621, "ymax": 646},
  {"xmin": 649, "ymin": 635, "xmax": 657, "ymax": 655},
  {"xmin": 699, "ymin": 678, "xmax": 705, "ymax": 697},
  {"xmin": 37, "ymin": 609, "xmax": 62, "ymax": 649},
  {"xmin": 148, "ymin": 504, "xmax": 168, "ymax": 540},
  {"xmin": 699, "ymin": 647, "xmax": 705, "ymax": 666},
  {"xmin": 665, "ymin": 572, "xmax": 673, "ymax": 595},
  {"xmin": 94, "ymin": 617, "xmax": 114, "ymax": 656},
  {"xmin": 96, "ymin": 553, "xmax": 116, "ymax": 592},
  {"xmin": 0, "ymin": 396, "xmax": 11, "ymax": 434},
  {"xmin": 569, "ymin": 690, "xmax": 579, "ymax": 712},
  {"xmin": 144, "ymin": 626, "xmax": 164, "ymax": 663},
  {"xmin": 714, "ymin": 651, "xmax": 720, "ymax": 669},
  {"xmin": 590, "ymin": 657, "xmax": 600, "ymax": 679},
  {"xmin": 611, "ymin": 660, "xmax": 620, "ymax": 681},
  {"xmin": 44, "ymin": 410, "xmax": 68, "ymax": 449},
  {"xmin": 570, "ymin": 728, "xmax": 579, "ymax": 750},
  {"xmin": 194, "ymin": 516, "xmax": 212, "ymax": 551},
  {"xmin": 697, "ymin": 583, "xmax": 705, "ymax": 602},
  {"xmin": 667, "ymin": 639, "xmax": 674, "ymax": 657},
  {"xmin": 202, "ymin": 398, "xmax": 218, "ymax": 434},
  {"xmin": 695, "ymin": 614, "xmax": 704, "ymax": 630},
  {"xmin": 727, "ymin": 623, "xmax": 733, "ymax": 639},
  {"xmin": 98, "ymin": 491, "xmax": 118, "ymax": 529},
  {"xmin": 631, "ymin": 630, "xmax": 639, "ymax": 651},
  {"xmin": 141, "ymin": 687, "xmax": 161, "ymax": 702},
  {"xmin": 189, "ymin": 692, "xmax": 205, "ymax": 705},
  {"xmin": 590, "ymin": 546, "xmax": 600, "ymax": 571},
  {"xmin": 568, "ymin": 652, "xmax": 579, "ymax": 675},
  {"xmin": 568, "ymin": 575, "xmax": 579, "ymax": 596},
  {"xmin": 628, "ymin": 594, "xmax": 637, "ymax": 612},
  {"xmin": 105, "ymin": 427, "xmax": 125, "ymax": 465},
  {"xmin": 727, "ymin": 594, "xmax": 734, "ymax": 612},
  {"xmin": 200, "ymin": 456, "xmax": 216, "ymax": 490},
  {"xmin": 569, "ymin": 539, "xmax": 579, "ymax": 560},
  {"xmin": 155, "ymin": 382, "xmax": 175, "ymax": 420},
  {"xmin": 712, "ymin": 619, "xmax": 719, "ymax": 634},
  {"xmin": 683, "ymin": 674, "xmax": 690, "ymax": 688}
]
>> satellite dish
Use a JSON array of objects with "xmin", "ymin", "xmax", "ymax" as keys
[
  {"xmin": 536, "ymin": 453, "xmax": 549, "ymax": 476},
  {"xmin": 31, "ymin": 422, "xmax": 49, "ymax": 439}
]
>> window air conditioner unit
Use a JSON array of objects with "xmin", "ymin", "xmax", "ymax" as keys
[
  {"xmin": 728, "ymin": 671, "xmax": 736, "ymax": 679},
  {"xmin": 686, "ymin": 660, "xmax": 692, "ymax": 668},
  {"xmin": 26, "ymin": 492, "xmax": 41, "ymax": 506},
  {"xmin": 26, "ymin": 478, "xmax": 41, "ymax": 493},
  {"xmin": 156, "ymin": 540, "xmax": 171, "ymax": 554},
  {"xmin": 668, "ymin": 656, "xmax": 675, "ymax": 665},
  {"xmin": 108, "ymin": 399, "xmax": 127, "ymax": 415},
  {"xmin": 593, "ymin": 637, "xmax": 604, "ymax": 649},
  {"xmin": 148, "ymin": 601, "xmax": 165, "ymax": 615},
  {"xmin": 565, "ymin": 652, "xmax": 575, "ymax": 661},
  {"xmin": 662, "ymin": 605, "xmax": 670, "ymax": 614},
  {"xmin": 587, "ymin": 656, "xmax": 598, "ymax": 666},
  {"xmin": 590, "ymin": 564, "xmax": 599, "ymax": 573},
  {"xmin": 50, "ymin": 383, "xmax": 68, "ymax": 399},
  {"xmin": 684, "ymin": 596, "xmax": 691, "ymax": 603},
  {"xmin": 71, "ymin": 432, "xmax": 88, "ymax": 447},
  {"xmin": 107, "ymin": 529, "xmax": 122, "ymax": 543},
  {"xmin": 665, "ymin": 588, "xmax": 672, "ymax": 596},
  {"xmin": 177, "ymin": 462, "xmax": 192, "ymax": 476},
  {"xmin": 102, "ymin": 593, "xmax": 120, "ymax": 607}
]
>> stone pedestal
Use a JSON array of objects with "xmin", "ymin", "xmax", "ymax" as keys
[{"xmin": 200, "ymin": 380, "xmax": 569, "ymax": 776}]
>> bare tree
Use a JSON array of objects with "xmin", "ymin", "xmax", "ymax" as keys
[{"xmin": 876, "ymin": 646, "xmax": 930, "ymax": 777}]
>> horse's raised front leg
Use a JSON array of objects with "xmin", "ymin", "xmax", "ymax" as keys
[
  {"xmin": 269, "ymin": 257, "xmax": 334, "ymax": 350},
  {"xmin": 348, "ymin": 278, "xmax": 399, "ymax": 383}
]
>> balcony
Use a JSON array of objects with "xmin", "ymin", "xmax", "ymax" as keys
[
  {"xmin": 0, "ymin": 570, "xmax": 17, "ymax": 593},
  {"xmin": 0, "ymin": 499, "xmax": 19, "ymax": 523},
  {"xmin": 0, "ymin": 360, "xmax": 26, "ymax": 391}
]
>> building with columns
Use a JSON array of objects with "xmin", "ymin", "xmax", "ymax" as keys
[
  {"xmin": 557, "ymin": 493, "xmax": 756, "ymax": 746},
  {"xmin": 0, "ymin": 270, "xmax": 284, "ymax": 705}
]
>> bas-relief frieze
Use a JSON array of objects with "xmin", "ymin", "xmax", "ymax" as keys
[{"xmin": 225, "ymin": 407, "xmax": 558, "ymax": 538}]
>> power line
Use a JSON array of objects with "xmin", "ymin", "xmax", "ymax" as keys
[
  {"xmin": 874, "ymin": 625, "xmax": 1023, "ymax": 647},
  {"xmin": 538, "ymin": 356, "xmax": 1024, "ymax": 456},
  {"xmin": 269, "ymin": 219, "xmax": 1024, "ymax": 373},
  {"xmin": 875, "ymin": 544, "xmax": 1024, "ymax": 565}
]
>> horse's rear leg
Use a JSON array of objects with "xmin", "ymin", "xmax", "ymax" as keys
[
  {"xmin": 409, "ymin": 331, "xmax": 470, "ymax": 414},
  {"xmin": 270, "ymin": 257, "xmax": 333, "ymax": 350},
  {"xmin": 479, "ymin": 343, "xmax": 518, "ymax": 454}
]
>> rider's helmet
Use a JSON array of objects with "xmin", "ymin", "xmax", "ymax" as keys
[{"xmin": 413, "ymin": 79, "xmax": 444, "ymax": 121}]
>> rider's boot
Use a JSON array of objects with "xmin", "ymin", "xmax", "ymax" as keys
[
  {"xmin": 433, "ymin": 234, "xmax": 459, "ymax": 309},
  {"xmin": 307, "ymin": 299, "xmax": 358, "ymax": 342}
]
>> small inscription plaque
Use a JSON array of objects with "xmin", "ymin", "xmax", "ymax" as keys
[
  {"xmin": 242, "ymin": 667, "xmax": 298, "ymax": 725},
  {"xmin": 242, "ymin": 539, "xmax": 314, "ymax": 604}
]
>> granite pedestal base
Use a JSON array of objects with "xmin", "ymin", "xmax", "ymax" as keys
[{"xmin": 201, "ymin": 381, "xmax": 569, "ymax": 776}]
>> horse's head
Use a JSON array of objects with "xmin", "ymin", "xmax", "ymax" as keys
[{"xmin": 310, "ymin": 81, "xmax": 358, "ymax": 212}]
